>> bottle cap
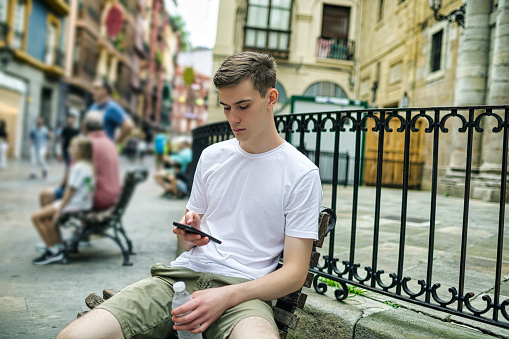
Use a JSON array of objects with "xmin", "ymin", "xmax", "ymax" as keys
[{"xmin": 173, "ymin": 281, "xmax": 186, "ymax": 293}]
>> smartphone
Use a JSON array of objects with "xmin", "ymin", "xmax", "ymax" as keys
[{"xmin": 173, "ymin": 222, "xmax": 222, "ymax": 244}]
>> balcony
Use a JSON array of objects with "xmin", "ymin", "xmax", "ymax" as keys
[
  {"xmin": 316, "ymin": 37, "xmax": 355, "ymax": 61},
  {"xmin": 42, "ymin": 0, "xmax": 70, "ymax": 16}
]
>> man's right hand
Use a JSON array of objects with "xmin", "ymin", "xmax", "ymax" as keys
[{"xmin": 173, "ymin": 211, "xmax": 209, "ymax": 250}]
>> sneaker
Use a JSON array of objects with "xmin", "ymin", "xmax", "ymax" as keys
[{"xmin": 32, "ymin": 249, "xmax": 65, "ymax": 265}]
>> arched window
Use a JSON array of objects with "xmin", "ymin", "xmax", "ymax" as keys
[
  {"xmin": 275, "ymin": 81, "xmax": 287, "ymax": 103},
  {"xmin": 304, "ymin": 82, "xmax": 347, "ymax": 99}
]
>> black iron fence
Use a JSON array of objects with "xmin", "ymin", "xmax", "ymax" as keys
[{"xmin": 190, "ymin": 105, "xmax": 509, "ymax": 329}]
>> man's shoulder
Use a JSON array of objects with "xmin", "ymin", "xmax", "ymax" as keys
[
  {"xmin": 202, "ymin": 139, "xmax": 236, "ymax": 156},
  {"xmin": 105, "ymin": 100, "xmax": 126, "ymax": 114}
]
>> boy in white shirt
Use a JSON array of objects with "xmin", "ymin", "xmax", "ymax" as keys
[{"xmin": 32, "ymin": 136, "xmax": 95, "ymax": 265}]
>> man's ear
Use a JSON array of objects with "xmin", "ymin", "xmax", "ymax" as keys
[{"xmin": 267, "ymin": 88, "xmax": 278, "ymax": 109}]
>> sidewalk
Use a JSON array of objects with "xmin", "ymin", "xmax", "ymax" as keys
[
  {"xmin": 0, "ymin": 155, "xmax": 188, "ymax": 338},
  {"xmin": 1, "ymin": 156, "xmax": 509, "ymax": 338}
]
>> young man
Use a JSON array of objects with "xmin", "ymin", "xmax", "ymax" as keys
[
  {"xmin": 57, "ymin": 52, "xmax": 322, "ymax": 339},
  {"xmin": 87, "ymin": 78, "xmax": 134, "ymax": 144}
]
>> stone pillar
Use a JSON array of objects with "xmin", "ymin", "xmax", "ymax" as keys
[
  {"xmin": 477, "ymin": 0, "xmax": 509, "ymax": 200},
  {"xmin": 449, "ymin": 0, "xmax": 491, "ymax": 172}
]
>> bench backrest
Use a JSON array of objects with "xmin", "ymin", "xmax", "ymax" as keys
[
  {"xmin": 111, "ymin": 168, "xmax": 148, "ymax": 216},
  {"xmin": 274, "ymin": 206, "xmax": 336, "ymax": 338}
]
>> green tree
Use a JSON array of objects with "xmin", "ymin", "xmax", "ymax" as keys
[{"xmin": 171, "ymin": 15, "xmax": 191, "ymax": 51}]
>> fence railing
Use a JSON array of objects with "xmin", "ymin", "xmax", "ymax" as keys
[{"xmin": 190, "ymin": 105, "xmax": 509, "ymax": 329}]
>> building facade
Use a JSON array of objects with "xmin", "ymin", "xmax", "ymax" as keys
[
  {"xmin": 210, "ymin": 0, "xmax": 360, "ymax": 122},
  {"xmin": 356, "ymin": 0, "xmax": 509, "ymax": 201},
  {"xmin": 0, "ymin": 0, "xmax": 69, "ymax": 158},
  {"xmin": 63, "ymin": 0, "xmax": 179, "ymax": 128}
]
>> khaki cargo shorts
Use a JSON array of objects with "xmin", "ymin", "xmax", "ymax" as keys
[{"xmin": 97, "ymin": 264, "xmax": 277, "ymax": 339}]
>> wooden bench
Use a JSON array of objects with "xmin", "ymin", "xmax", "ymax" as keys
[
  {"xmin": 57, "ymin": 168, "xmax": 148, "ymax": 266},
  {"xmin": 78, "ymin": 206, "xmax": 336, "ymax": 338}
]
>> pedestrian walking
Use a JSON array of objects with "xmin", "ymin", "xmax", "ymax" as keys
[
  {"xmin": 0, "ymin": 120, "xmax": 8, "ymax": 169},
  {"xmin": 29, "ymin": 117, "xmax": 51, "ymax": 179},
  {"xmin": 86, "ymin": 78, "xmax": 134, "ymax": 145}
]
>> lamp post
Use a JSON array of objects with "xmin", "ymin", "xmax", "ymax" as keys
[
  {"xmin": 0, "ymin": 22, "xmax": 14, "ymax": 71},
  {"xmin": 429, "ymin": 0, "xmax": 466, "ymax": 28}
]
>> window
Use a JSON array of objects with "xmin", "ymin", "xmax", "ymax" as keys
[
  {"xmin": 304, "ymin": 82, "xmax": 347, "ymax": 99},
  {"xmin": 0, "ymin": 0, "xmax": 8, "ymax": 23},
  {"xmin": 12, "ymin": 0, "xmax": 26, "ymax": 49},
  {"xmin": 45, "ymin": 14, "xmax": 61, "ymax": 65},
  {"xmin": 244, "ymin": 0, "xmax": 292, "ymax": 57},
  {"xmin": 45, "ymin": 24, "xmax": 56, "ymax": 64},
  {"xmin": 321, "ymin": 5, "xmax": 350, "ymax": 40},
  {"xmin": 430, "ymin": 30, "xmax": 443, "ymax": 72},
  {"xmin": 275, "ymin": 81, "xmax": 287, "ymax": 103}
]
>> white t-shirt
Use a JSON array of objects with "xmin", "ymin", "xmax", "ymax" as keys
[
  {"xmin": 64, "ymin": 161, "xmax": 95, "ymax": 212},
  {"xmin": 170, "ymin": 139, "xmax": 322, "ymax": 280}
]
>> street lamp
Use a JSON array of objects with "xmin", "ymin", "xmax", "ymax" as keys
[
  {"xmin": 0, "ymin": 22, "xmax": 14, "ymax": 71},
  {"xmin": 429, "ymin": 0, "xmax": 466, "ymax": 28}
]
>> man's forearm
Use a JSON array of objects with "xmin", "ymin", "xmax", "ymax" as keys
[
  {"xmin": 226, "ymin": 237, "xmax": 313, "ymax": 307},
  {"xmin": 116, "ymin": 119, "xmax": 134, "ymax": 144},
  {"xmin": 224, "ymin": 262, "xmax": 309, "ymax": 309}
]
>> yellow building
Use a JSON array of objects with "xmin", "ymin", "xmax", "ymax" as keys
[
  {"xmin": 357, "ymin": 0, "xmax": 509, "ymax": 200},
  {"xmin": 210, "ymin": 0, "xmax": 361, "ymax": 122},
  {"xmin": 0, "ymin": 0, "xmax": 69, "ymax": 159}
]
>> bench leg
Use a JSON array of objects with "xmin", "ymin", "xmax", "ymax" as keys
[{"xmin": 107, "ymin": 221, "xmax": 133, "ymax": 266}]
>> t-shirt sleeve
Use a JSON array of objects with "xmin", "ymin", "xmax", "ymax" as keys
[
  {"xmin": 107, "ymin": 104, "xmax": 127, "ymax": 126},
  {"xmin": 67, "ymin": 163, "xmax": 87, "ymax": 189},
  {"xmin": 284, "ymin": 169, "xmax": 323, "ymax": 240},
  {"xmin": 186, "ymin": 156, "xmax": 207, "ymax": 214}
]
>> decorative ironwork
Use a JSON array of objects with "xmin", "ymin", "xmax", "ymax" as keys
[{"xmin": 191, "ymin": 106, "xmax": 509, "ymax": 329}]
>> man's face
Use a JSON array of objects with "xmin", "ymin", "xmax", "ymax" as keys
[
  {"xmin": 218, "ymin": 79, "xmax": 276, "ymax": 150},
  {"xmin": 92, "ymin": 80, "xmax": 108, "ymax": 104},
  {"xmin": 36, "ymin": 118, "xmax": 43, "ymax": 127},
  {"xmin": 66, "ymin": 116, "xmax": 75, "ymax": 127}
]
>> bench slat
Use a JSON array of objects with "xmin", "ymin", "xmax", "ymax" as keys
[
  {"xmin": 273, "ymin": 307, "xmax": 300, "ymax": 330},
  {"xmin": 276, "ymin": 292, "xmax": 308, "ymax": 310},
  {"xmin": 303, "ymin": 272, "xmax": 314, "ymax": 288}
]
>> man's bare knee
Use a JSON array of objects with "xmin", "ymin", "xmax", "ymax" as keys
[
  {"xmin": 57, "ymin": 308, "xmax": 124, "ymax": 339},
  {"xmin": 229, "ymin": 316, "xmax": 279, "ymax": 339}
]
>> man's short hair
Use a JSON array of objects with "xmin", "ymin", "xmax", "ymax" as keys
[
  {"xmin": 83, "ymin": 112, "xmax": 103, "ymax": 131},
  {"xmin": 213, "ymin": 51, "xmax": 277, "ymax": 98},
  {"xmin": 97, "ymin": 77, "xmax": 112, "ymax": 95}
]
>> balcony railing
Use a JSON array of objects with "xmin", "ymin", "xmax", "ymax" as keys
[
  {"xmin": 316, "ymin": 37, "xmax": 355, "ymax": 61},
  {"xmin": 191, "ymin": 105, "xmax": 509, "ymax": 330}
]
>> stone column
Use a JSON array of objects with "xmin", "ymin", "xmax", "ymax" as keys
[
  {"xmin": 448, "ymin": 0, "xmax": 491, "ymax": 173},
  {"xmin": 479, "ymin": 0, "xmax": 509, "ymax": 197}
]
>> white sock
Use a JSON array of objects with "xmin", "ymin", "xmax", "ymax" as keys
[{"xmin": 49, "ymin": 243, "xmax": 64, "ymax": 254}]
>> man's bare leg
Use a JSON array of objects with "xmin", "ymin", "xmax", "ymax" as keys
[
  {"xmin": 229, "ymin": 316, "xmax": 279, "ymax": 339},
  {"xmin": 40, "ymin": 187, "xmax": 55, "ymax": 207},
  {"xmin": 57, "ymin": 308, "xmax": 124, "ymax": 339},
  {"xmin": 32, "ymin": 205, "xmax": 58, "ymax": 247}
]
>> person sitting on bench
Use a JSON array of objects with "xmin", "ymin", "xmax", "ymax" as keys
[
  {"xmin": 57, "ymin": 51, "xmax": 322, "ymax": 339},
  {"xmin": 31, "ymin": 136, "xmax": 95, "ymax": 265}
]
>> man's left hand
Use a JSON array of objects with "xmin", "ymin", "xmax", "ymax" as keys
[{"xmin": 171, "ymin": 286, "xmax": 234, "ymax": 334}]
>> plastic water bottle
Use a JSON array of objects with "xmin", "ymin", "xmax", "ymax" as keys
[{"xmin": 172, "ymin": 281, "xmax": 203, "ymax": 339}]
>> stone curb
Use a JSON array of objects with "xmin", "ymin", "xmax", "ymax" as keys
[{"xmin": 289, "ymin": 289, "xmax": 509, "ymax": 339}]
